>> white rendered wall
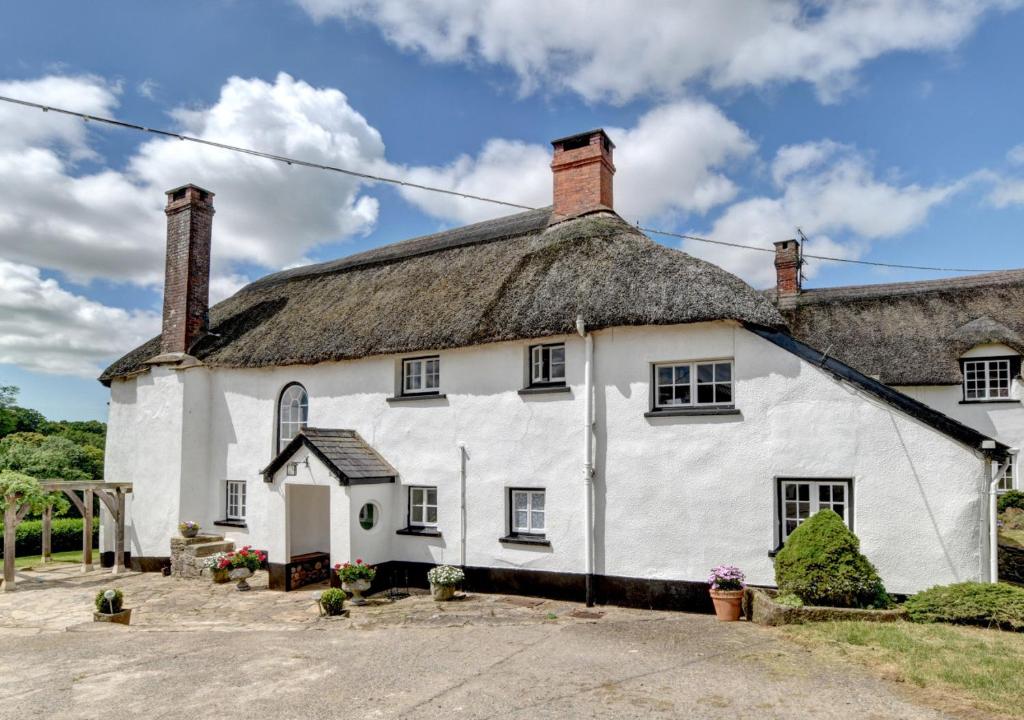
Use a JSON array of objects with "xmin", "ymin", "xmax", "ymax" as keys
[
  {"xmin": 286, "ymin": 484, "xmax": 330, "ymax": 557},
  {"xmin": 107, "ymin": 323, "xmax": 992, "ymax": 594}
]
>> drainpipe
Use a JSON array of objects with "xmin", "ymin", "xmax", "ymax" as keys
[
  {"xmin": 577, "ymin": 315, "xmax": 595, "ymax": 607},
  {"xmin": 987, "ymin": 446, "xmax": 1017, "ymax": 583},
  {"xmin": 458, "ymin": 441, "xmax": 467, "ymax": 569}
]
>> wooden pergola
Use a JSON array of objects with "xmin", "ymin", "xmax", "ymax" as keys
[{"xmin": 2, "ymin": 481, "xmax": 132, "ymax": 592}]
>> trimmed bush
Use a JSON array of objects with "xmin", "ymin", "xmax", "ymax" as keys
[
  {"xmin": 998, "ymin": 490, "xmax": 1024, "ymax": 513},
  {"xmin": 905, "ymin": 582, "xmax": 1024, "ymax": 631},
  {"xmin": 320, "ymin": 588, "xmax": 347, "ymax": 616},
  {"xmin": 94, "ymin": 588, "xmax": 124, "ymax": 614},
  {"xmin": 774, "ymin": 509, "xmax": 890, "ymax": 609},
  {"xmin": 0, "ymin": 518, "xmax": 97, "ymax": 558}
]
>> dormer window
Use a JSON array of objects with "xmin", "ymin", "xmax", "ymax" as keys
[
  {"xmin": 961, "ymin": 357, "xmax": 1019, "ymax": 402},
  {"xmin": 530, "ymin": 343, "xmax": 565, "ymax": 386},
  {"xmin": 402, "ymin": 356, "xmax": 440, "ymax": 395}
]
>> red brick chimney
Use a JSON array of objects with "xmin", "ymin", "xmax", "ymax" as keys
[
  {"xmin": 773, "ymin": 239, "xmax": 803, "ymax": 300},
  {"xmin": 161, "ymin": 184, "xmax": 214, "ymax": 355},
  {"xmin": 550, "ymin": 129, "xmax": 615, "ymax": 222}
]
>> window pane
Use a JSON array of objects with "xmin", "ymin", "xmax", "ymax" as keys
[
  {"xmin": 798, "ymin": 485, "xmax": 809, "ymax": 501},
  {"xmin": 531, "ymin": 492, "xmax": 544, "ymax": 510},
  {"xmin": 697, "ymin": 364, "xmax": 714, "ymax": 383},
  {"xmin": 785, "ymin": 485, "xmax": 796, "ymax": 500},
  {"xmin": 786, "ymin": 520, "xmax": 798, "ymax": 535},
  {"xmin": 657, "ymin": 367, "xmax": 673, "ymax": 385},
  {"xmin": 785, "ymin": 502, "xmax": 797, "ymax": 518},
  {"xmin": 515, "ymin": 510, "xmax": 528, "ymax": 529},
  {"xmin": 797, "ymin": 503, "xmax": 809, "ymax": 518},
  {"xmin": 697, "ymin": 384, "xmax": 714, "ymax": 404},
  {"xmin": 412, "ymin": 506, "xmax": 423, "ymax": 523},
  {"xmin": 426, "ymin": 507, "xmax": 437, "ymax": 523},
  {"xmin": 412, "ymin": 488, "xmax": 423, "ymax": 505},
  {"xmin": 674, "ymin": 386, "xmax": 691, "ymax": 404},
  {"xmin": 550, "ymin": 360, "xmax": 565, "ymax": 380},
  {"xmin": 833, "ymin": 486, "xmax": 844, "ymax": 502},
  {"xmin": 819, "ymin": 485, "xmax": 831, "ymax": 502},
  {"xmin": 715, "ymin": 383, "xmax": 732, "ymax": 403},
  {"xmin": 657, "ymin": 387, "xmax": 674, "ymax": 405},
  {"xmin": 531, "ymin": 511, "xmax": 545, "ymax": 529},
  {"xmin": 427, "ymin": 488, "xmax": 437, "ymax": 505},
  {"xmin": 550, "ymin": 346, "xmax": 564, "ymax": 364},
  {"xmin": 833, "ymin": 504, "xmax": 845, "ymax": 519},
  {"xmin": 715, "ymin": 363, "xmax": 731, "ymax": 381},
  {"xmin": 514, "ymin": 492, "xmax": 527, "ymax": 510},
  {"xmin": 674, "ymin": 366, "xmax": 690, "ymax": 384}
]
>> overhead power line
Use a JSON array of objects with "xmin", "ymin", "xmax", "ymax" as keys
[{"xmin": 0, "ymin": 94, "xmax": 994, "ymax": 275}]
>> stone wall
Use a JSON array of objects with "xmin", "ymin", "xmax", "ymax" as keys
[
  {"xmin": 169, "ymin": 535, "xmax": 234, "ymax": 579},
  {"xmin": 999, "ymin": 542, "xmax": 1024, "ymax": 585}
]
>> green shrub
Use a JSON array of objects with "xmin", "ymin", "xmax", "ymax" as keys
[
  {"xmin": 905, "ymin": 582, "xmax": 1024, "ymax": 631},
  {"xmin": 774, "ymin": 510, "xmax": 890, "ymax": 609},
  {"xmin": 94, "ymin": 588, "xmax": 123, "ymax": 614},
  {"xmin": 320, "ymin": 588, "xmax": 346, "ymax": 616},
  {"xmin": 775, "ymin": 593, "xmax": 804, "ymax": 608},
  {"xmin": 0, "ymin": 518, "xmax": 97, "ymax": 558},
  {"xmin": 998, "ymin": 490, "xmax": 1024, "ymax": 513}
]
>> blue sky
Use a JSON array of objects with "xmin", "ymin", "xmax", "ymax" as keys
[{"xmin": 2, "ymin": 1, "xmax": 1024, "ymax": 421}]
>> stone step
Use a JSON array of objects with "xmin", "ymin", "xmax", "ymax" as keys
[{"xmin": 190, "ymin": 541, "xmax": 235, "ymax": 558}]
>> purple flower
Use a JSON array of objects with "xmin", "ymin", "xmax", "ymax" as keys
[{"xmin": 708, "ymin": 565, "xmax": 745, "ymax": 590}]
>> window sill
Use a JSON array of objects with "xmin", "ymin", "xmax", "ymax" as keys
[
  {"xmin": 386, "ymin": 393, "xmax": 447, "ymax": 403},
  {"xmin": 499, "ymin": 534, "xmax": 551, "ymax": 547},
  {"xmin": 644, "ymin": 406, "xmax": 740, "ymax": 418},
  {"xmin": 213, "ymin": 519, "xmax": 247, "ymax": 529},
  {"xmin": 518, "ymin": 385, "xmax": 570, "ymax": 396},
  {"xmin": 958, "ymin": 399, "xmax": 1020, "ymax": 405},
  {"xmin": 396, "ymin": 526, "xmax": 442, "ymax": 537}
]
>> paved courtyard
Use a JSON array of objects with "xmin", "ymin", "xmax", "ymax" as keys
[{"xmin": 0, "ymin": 564, "xmax": 956, "ymax": 719}]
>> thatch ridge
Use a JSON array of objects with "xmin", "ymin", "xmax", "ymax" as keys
[
  {"xmin": 779, "ymin": 270, "xmax": 1024, "ymax": 385},
  {"xmin": 100, "ymin": 210, "xmax": 784, "ymax": 384}
]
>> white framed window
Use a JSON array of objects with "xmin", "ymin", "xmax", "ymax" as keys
[
  {"xmin": 654, "ymin": 360, "xmax": 733, "ymax": 408},
  {"xmin": 510, "ymin": 489, "xmax": 545, "ymax": 535},
  {"xmin": 530, "ymin": 343, "xmax": 566, "ymax": 385},
  {"xmin": 779, "ymin": 479, "xmax": 851, "ymax": 542},
  {"xmin": 997, "ymin": 456, "xmax": 1015, "ymax": 493},
  {"xmin": 402, "ymin": 356, "xmax": 440, "ymax": 395},
  {"xmin": 409, "ymin": 486, "xmax": 437, "ymax": 527},
  {"xmin": 226, "ymin": 480, "xmax": 247, "ymax": 521},
  {"xmin": 277, "ymin": 383, "xmax": 308, "ymax": 453},
  {"xmin": 963, "ymin": 358, "xmax": 1012, "ymax": 401}
]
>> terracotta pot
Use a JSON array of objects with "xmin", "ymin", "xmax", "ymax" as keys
[
  {"xmin": 709, "ymin": 588, "xmax": 745, "ymax": 621},
  {"xmin": 93, "ymin": 608, "xmax": 132, "ymax": 625},
  {"xmin": 430, "ymin": 583, "xmax": 456, "ymax": 601},
  {"xmin": 342, "ymin": 578, "xmax": 371, "ymax": 605}
]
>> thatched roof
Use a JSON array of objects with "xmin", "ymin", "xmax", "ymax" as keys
[
  {"xmin": 774, "ymin": 269, "xmax": 1024, "ymax": 385},
  {"xmin": 261, "ymin": 428, "xmax": 397, "ymax": 484},
  {"xmin": 100, "ymin": 209, "xmax": 784, "ymax": 384}
]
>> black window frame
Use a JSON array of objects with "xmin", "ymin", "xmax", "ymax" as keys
[
  {"xmin": 275, "ymin": 382, "xmax": 308, "ymax": 455},
  {"xmin": 400, "ymin": 355, "xmax": 441, "ymax": 397},
  {"xmin": 528, "ymin": 343, "xmax": 567, "ymax": 388},
  {"xmin": 774, "ymin": 477, "xmax": 854, "ymax": 551},
  {"xmin": 407, "ymin": 485, "xmax": 438, "ymax": 528},
  {"xmin": 225, "ymin": 480, "xmax": 247, "ymax": 521},
  {"xmin": 959, "ymin": 355, "xmax": 1021, "ymax": 403},
  {"xmin": 506, "ymin": 487, "xmax": 547, "ymax": 539},
  {"xmin": 649, "ymin": 359, "xmax": 735, "ymax": 413}
]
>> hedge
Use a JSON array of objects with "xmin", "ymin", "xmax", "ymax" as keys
[
  {"xmin": 0, "ymin": 518, "xmax": 97, "ymax": 557},
  {"xmin": 905, "ymin": 582, "xmax": 1024, "ymax": 631}
]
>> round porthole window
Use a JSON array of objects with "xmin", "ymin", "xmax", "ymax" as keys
[{"xmin": 358, "ymin": 502, "xmax": 378, "ymax": 530}]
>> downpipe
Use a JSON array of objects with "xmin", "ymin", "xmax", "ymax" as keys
[
  {"xmin": 988, "ymin": 448, "xmax": 1017, "ymax": 583},
  {"xmin": 577, "ymin": 315, "xmax": 595, "ymax": 607}
]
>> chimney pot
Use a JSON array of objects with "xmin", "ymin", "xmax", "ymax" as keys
[
  {"xmin": 550, "ymin": 129, "xmax": 615, "ymax": 221},
  {"xmin": 161, "ymin": 184, "xmax": 214, "ymax": 355}
]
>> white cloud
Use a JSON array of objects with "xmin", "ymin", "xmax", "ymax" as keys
[
  {"xmin": 1007, "ymin": 144, "xmax": 1024, "ymax": 166},
  {"xmin": 685, "ymin": 142, "xmax": 964, "ymax": 287},
  {"xmin": 137, "ymin": 79, "xmax": 159, "ymax": 100},
  {"xmin": 0, "ymin": 73, "xmax": 385, "ymax": 285},
  {"xmin": 393, "ymin": 100, "xmax": 753, "ymax": 225},
  {"xmin": 0, "ymin": 260, "xmax": 160, "ymax": 377},
  {"xmin": 297, "ymin": 0, "xmax": 1016, "ymax": 103}
]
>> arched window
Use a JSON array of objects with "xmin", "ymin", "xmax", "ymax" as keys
[{"xmin": 277, "ymin": 383, "xmax": 308, "ymax": 453}]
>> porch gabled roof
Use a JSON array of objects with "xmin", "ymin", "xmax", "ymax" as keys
[{"xmin": 261, "ymin": 428, "xmax": 398, "ymax": 484}]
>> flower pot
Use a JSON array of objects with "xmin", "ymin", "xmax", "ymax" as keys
[
  {"xmin": 210, "ymin": 568, "xmax": 230, "ymax": 584},
  {"xmin": 93, "ymin": 608, "xmax": 132, "ymax": 625},
  {"xmin": 342, "ymin": 578, "xmax": 371, "ymax": 605},
  {"xmin": 181, "ymin": 526, "xmax": 198, "ymax": 539},
  {"xmin": 709, "ymin": 588, "xmax": 745, "ymax": 621},
  {"xmin": 430, "ymin": 583, "xmax": 456, "ymax": 601},
  {"xmin": 229, "ymin": 567, "xmax": 254, "ymax": 591}
]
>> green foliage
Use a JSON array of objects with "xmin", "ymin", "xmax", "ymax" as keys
[
  {"xmin": 999, "ymin": 490, "xmax": 1024, "ymax": 513},
  {"xmin": 0, "ymin": 433, "xmax": 101, "ymax": 481},
  {"xmin": 320, "ymin": 588, "xmax": 346, "ymax": 616},
  {"xmin": 0, "ymin": 470, "xmax": 70, "ymax": 517},
  {"xmin": 0, "ymin": 386, "xmax": 17, "ymax": 437},
  {"xmin": 905, "ymin": 582, "xmax": 1024, "ymax": 631},
  {"xmin": 0, "ymin": 518, "xmax": 97, "ymax": 557},
  {"xmin": 94, "ymin": 588, "xmax": 124, "ymax": 614},
  {"xmin": 774, "ymin": 509, "xmax": 891, "ymax": 609},
  {"xmin": 775, "ymin": 593, "xmax": 805, "ymax": 608}
]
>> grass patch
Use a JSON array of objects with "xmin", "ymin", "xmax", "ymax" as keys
[
  {"xmin": 14, "ymin": 549, "xmax": 96, "ymax": 569},
  {"xmin": 784, "ymin": 620, "xmax": 1024, "ymax": 717}
]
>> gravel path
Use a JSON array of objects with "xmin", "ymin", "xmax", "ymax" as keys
[{"xmin": 0, "ymin": 565, "xmax": 952, "ymax": 719}]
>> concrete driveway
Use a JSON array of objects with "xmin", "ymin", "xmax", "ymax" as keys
[{"xmin": 0, "ymin": 565, "xmax": 950, "ymax": 719}]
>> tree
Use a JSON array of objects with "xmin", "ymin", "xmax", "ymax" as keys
[
  {"xmin": 0, "ymin": 433, "xmax": 99, "ymax": 481},
  {"xmin": 0, "ymin": 386, "xmax": 17, "ymax": 438},
  {"xmin": 1, "ymin": 470, "xmax": 69, "ymax": 591}
]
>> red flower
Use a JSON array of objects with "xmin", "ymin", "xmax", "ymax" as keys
[{"xmin": 355, "ymin": 558, "xmax": 363, "ymax": 564}]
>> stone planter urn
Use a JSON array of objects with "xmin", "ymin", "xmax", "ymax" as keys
[
  {"xmin": 93, "ymin": 608, "xmax": 132, "ymax": 625},
  {"xmin": 342, "ymin": 578, "xmax": 371, "ymax": 605},
  {"xmin": 431, "ymin": 583, "xmax": 457, "ymax": 601},
  {"xmin": 229, "ymin": 567, "xmax": 253, "ymax": 592},
  {"xmin": 180, "ymin": 526, "xmax": 199, "ymax": 539},
  {"xmin": 709, "ymin": 589, "xmax": 744, "ymax": 621}
]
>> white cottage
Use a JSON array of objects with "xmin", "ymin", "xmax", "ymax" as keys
[{"xmin": 100, "ymin": 129, "xmax": 1009, "ymax": 610}]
